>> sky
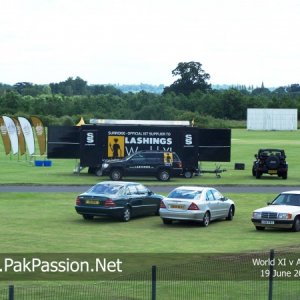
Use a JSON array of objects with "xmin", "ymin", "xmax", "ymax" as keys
[{"xmin": 1, "ymin": 0, "xmax": 300, "ymax": 88}]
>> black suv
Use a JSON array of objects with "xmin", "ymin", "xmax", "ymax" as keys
[
  {"xmin": 252, "ymin": 149, "xmax": 288, "ymax": 179},
  {"xmin": 101, "ymin": 150, "xmax": 183, "ymax": 181}
]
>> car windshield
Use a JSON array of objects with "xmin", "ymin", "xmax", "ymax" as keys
[
  {"xmin": 167, "ymin": 189, "xmax": 202, "ymax": 200},
  {"xmin": 272, "ymin": 194, "xmax": 300, "ymax": 206},
  {"xmin": 88, "ymin": 183, "xmax": 124, "ymax": 195},
  {"xmin": 260, "ymin": 150, "xmax": 283, "ymax": 157},
  {"xmin": 124, "ymin": 152, "xmax": 141, "ymax": 160}
]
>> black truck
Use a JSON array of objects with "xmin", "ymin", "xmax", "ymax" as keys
[{"xmin": 47, "ymin": 120, "xmax": 231, "ymax": 178}]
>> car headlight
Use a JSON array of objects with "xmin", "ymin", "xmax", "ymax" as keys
[
  {"xmin": 252, "ymin": 212, "xmax": 262, "ymax": 219},
  {"xmin": 277, "ymin": 213, "xmax": 292, "ymax": 220},
  {"xmin": 102, "ymin": 163, "xmax": 109, "ymax": 169}
]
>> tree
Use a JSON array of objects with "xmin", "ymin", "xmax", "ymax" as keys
[
  {"xmin": 163, "ymin": 61, "xmax": 211, "ymax": 96},
  {"xmin": 0, "ymin": 90, "xmax": 21, "ymax": 114},
  {"xmin": 50, "ymin": 77, "xmax": 87, "ymax": 96}
]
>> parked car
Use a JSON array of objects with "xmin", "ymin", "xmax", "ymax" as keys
[
  {"xmin": 159, "ymin": 186, "xmax": 235, "ymax": 226},
  {"xmin": 252, "ymin": 149, "xmax": 288, "ymax": 179},
  {"xmin": 101, "ymin": 150, "xmax": 183, "ymax": 181},
  {"xmin": 251, "ymin": 191, "xmax": 300, "ymax": 231},
  {"xmin": 75, "ymin": 181, "xmax": 164, "ymax": 222}
]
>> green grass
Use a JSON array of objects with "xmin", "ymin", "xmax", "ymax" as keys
[
  {"xmin": 1, "ymin": 129, "xmax": 300, "ymax": 185},
  {"xmin": 0, "ymin": 192, "xmax": 298, "ymax": 253}
]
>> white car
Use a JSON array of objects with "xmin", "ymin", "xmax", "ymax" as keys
[
  {"xmin": 159, "ymin": 186, "xmax": 235, "ymax": 226},
  {"xmin": 251, "ymin": 191, "xmax": 300, "ymax": 231}
]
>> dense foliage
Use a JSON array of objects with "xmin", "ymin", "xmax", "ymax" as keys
[{"xmin": 1, "ymin": 73, "xmax": 300, "ymax": 128}]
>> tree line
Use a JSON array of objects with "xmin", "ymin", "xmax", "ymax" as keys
[{"xmin": 1, "ymin": 62, "xmax": 299, "ymax": 128}]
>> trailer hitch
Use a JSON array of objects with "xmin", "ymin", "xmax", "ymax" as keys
[{"xmin": 199, "ymin": 164, "xmax": 227, "ymax": 178}]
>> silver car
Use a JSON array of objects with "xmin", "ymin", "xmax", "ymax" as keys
[{"xmin": 159, "ymin": 186, "xmax": 235, "ymax": 226}]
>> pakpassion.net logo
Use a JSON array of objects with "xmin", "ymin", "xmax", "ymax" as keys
[
  {"xmin": 0, "ymin": 254, "xmax": 125, "ymax": 280},
  {"xmin": 1, "ymin": 257, "xmax": 122, "ymax": 273},
  {"xmin": 1, "ymin": 252, "xmax": 300, "ymax": 281}
]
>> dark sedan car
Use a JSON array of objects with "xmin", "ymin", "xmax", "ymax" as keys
[{"xmin": 75, "ymin": 181, "xmax": 164, "ymax": 222}]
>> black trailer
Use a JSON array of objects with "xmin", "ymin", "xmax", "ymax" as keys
[{"xmin": 47, "ymin": 120, "xmax": 231, "ymax": 177}]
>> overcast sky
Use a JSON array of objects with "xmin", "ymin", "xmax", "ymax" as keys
[{"xmin": 1, "ymin": 0, "xmax": 299, "ymax": 88}]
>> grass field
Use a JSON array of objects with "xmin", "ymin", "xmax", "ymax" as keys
[{"xmin": 1, "ymin": 129, "xmax": 300, "ymax": 299}]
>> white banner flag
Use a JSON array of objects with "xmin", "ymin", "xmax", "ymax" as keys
[
  {"xmin": 2, "ymin": 116, "xmax": 18, "ymax": 155},
  {"xmin": 18, "ymin": 117, "xmax": 35, "ymax": 155}
]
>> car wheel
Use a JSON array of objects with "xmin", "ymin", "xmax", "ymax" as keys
[
  {"xmin": 202, "ymin": 211, "xmax": 210, "ymax": 227},
  {"xmin": 255, "ymin": 170, "xmax": 262, "ymax": 179},
  {"xmin": 282, "ymin": 171, "xmax": 288, "ymax": 180},
  {"xmin": 183, "ymin": 170, "xmax": 193, "ymax": 178},
  {"xmin": 255, "ymin": 226, "xmax": 265, "ymax": 231},
  {"xmin": 121, "ymin": 207, "xmax": 131, "ymax": 222},
  {"xmin": 157, "ymin": 169, "xmax": 170, "ymax": 181},
  {"xmin": 162, "ymin": 218, "xmax": 172, "ymax": 224},
  {"xmin": 292, "ymin": 216, "xmax": 300, "ymax": 232},
  {"xmin": 82, "ymin": 214, "xmax": 94, "ymax": 220},
  {"xmin": 110, "ymin": 169, "xmax": 123, "ymax": 181},
  {"xmin": 226, "ymin": 206, "xmax": 234, "ymax": 221}
]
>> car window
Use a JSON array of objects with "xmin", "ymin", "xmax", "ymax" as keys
[
  {"xmin": 172, "ymin": 153, "xmax": 180, "ymax": 161},
  {"xmin": 125, "ymin": 185, "xmax": 138, "ymax": 195},
  {"xmin": 146, "ymin": 153, "xmax": 161, "ymax": 159},
  {"xmin": 168, "ymin": 189, "xmax": 202, "ymax": 199},
  {"xmin": 272, "ymin": 194, "xmax": 300, "ymax": 206},
  {"xmin": 136, "ymin": 184, "xmax": 149, "ymax": 195},
  {"xmin": 206, "ymin": 190, "xmax": 215, "ymax": 201},
  {"xmin": 272, "ymin": 194, "xmax": 286, "ymax": 205},
  {"xmin": 211, "ymin": 189, "xmax": 223, "ymax": 200},
  {"xmin": 286, "ymin": 194, "xmax": 300, "ymax": 206},
  {"xmin": 130, "ymin": 154, "xmax": 145, "ymax": 161},
  {"xmin": 89, "ymin": 184, "xmax": 123, "ymax": 195}
]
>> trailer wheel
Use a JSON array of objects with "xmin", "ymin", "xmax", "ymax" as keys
[
  {"xmin": 95, "ymin": 168, "xmax": 103, "ymax": 176},
  {"xmin": 110, "ymin": 169, "xmax": 123, "ymax": 181},
  {"xmin": 157, "ymin": 169, "xmax": 170, "ymax": 181}
]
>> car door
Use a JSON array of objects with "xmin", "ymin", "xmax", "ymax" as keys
[
  {"xmin": 125, "ymin": 153, "xmax": 146, "ymax": 176},
  {"xmin": 211, "ymin": 189, "xmax": 228, "ymax": 218},
  {"xmin": 125, "ymin": 185, "xmax": 143, "ymax": 216},
  {"xmin": 205, "ymin": 189, "xmax": 219, "ymax": 220},
  {"xmin": 136, "ymin": 184, "xmax": 158, "ymax": 214},
  {"xmin": 148, "ymin": 153, "xmax": 163, "ymax": 176}
]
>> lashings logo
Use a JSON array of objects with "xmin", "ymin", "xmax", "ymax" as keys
[{"xmin": 108, "ymin": 136, "xmax": 125, "ymax": 158}]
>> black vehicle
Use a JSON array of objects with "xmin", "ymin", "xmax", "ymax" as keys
[
  {"xmin": 101, "ymin": 150, "xmax": 183, "ymax": 181},
  {"xmin": 252, "ymin": 149, "xmax": 288, "ymax": 179},
  {"xmin": 75, "ymin": 181, "xmax": 164, "ymax": 222}
]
